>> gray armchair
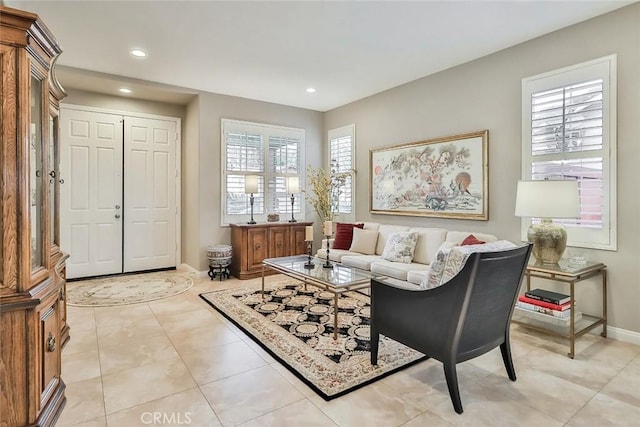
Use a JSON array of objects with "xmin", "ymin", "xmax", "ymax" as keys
[{"xmin": 370, "ymin": 244, "xmax": 532, "ymax": 414}]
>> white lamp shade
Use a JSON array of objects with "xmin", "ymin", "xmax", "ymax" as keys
[
  {"xmin": 515, "ymin": 180, "xmax": 580, "ymax": 218},
  {"xmin": 286, "ymin": 176, "xmax": 300, "ymax": 194},
  {"xmin": 244, "ymin": 175, "xmax": 259, "ymax": 194}
]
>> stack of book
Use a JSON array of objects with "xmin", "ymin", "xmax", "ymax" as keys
[{"xmin": 515, "ymin": 288, "xmax": 581, "ymax": 325}]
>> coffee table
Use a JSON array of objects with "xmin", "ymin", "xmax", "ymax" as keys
[{"xmin": 262, "ymin": 255, "xmax": 379, "ymax": 340}]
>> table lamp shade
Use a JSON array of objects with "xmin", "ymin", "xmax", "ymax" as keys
[
  {"xmin": 515, "ymin": 180, "xmax": 580, "ymax": 218},
  {"xmin": 515, "ymin": 180, "xmax": 580, "ymax": 264},
  {"xmin": 245, "ymin": 175, "xmax": 259, "ymax": 194},
  {"xmin": 286, "ymin": 176, "xmax": 300, "ymax": 194}
]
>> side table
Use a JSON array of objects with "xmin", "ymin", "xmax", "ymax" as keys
[
  {"xmin": 511, "ymin": 261, "xmax": 607, "ymax": 358},
  {"xmin": 208, "ymin": 264, "xmax": 231, "ymax": 281}
]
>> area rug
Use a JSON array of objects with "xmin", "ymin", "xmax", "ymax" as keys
[
  {"xmin": 68, "ymin": 271, "xmax": 193, "ymax": 307},
  {"xmin": 199, "ymin": 281, "xmax": 427, "ymax": 400}
]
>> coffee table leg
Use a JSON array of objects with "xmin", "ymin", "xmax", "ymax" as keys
[
  {"xmin": 333, "ymin": 293, "xmax": 339, "ymax": 340},
  {"xmin": 261, "ymin": 264, "xmax": 265, "ymax": 300}
]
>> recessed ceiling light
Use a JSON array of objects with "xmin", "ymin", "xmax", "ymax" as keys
[
  {"xmin": 119, "ymin": 88, "xmax": 132, "ymax": 94},
  {"xmin": 306, "ymin": 87, "xmax": 316, "ymax": 93},
  {"xmin": 130, "ymin": 48, "xmax": 147, "ymax": 58}
]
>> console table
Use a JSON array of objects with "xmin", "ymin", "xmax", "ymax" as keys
[{"xmin": 512, "ymin": 261, "xmax": 607, "ymax": 358}]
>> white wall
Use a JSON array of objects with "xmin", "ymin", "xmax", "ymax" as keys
[{"xmin": 324, "ymin": 3, "xmax": 640, "ymax": 334}]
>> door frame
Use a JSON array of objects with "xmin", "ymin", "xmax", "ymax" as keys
[{"xmin": 60, "ymin": 103, "xmax": 182, "ymax": 271}]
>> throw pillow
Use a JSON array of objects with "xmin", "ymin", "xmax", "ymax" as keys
[
  {"xmin": 381, "ymin": 231, "xmax": 419, "ymax": 264},
  {"xmin": 332, "ymin": 223, "xmax": 364, "ymax": 250},
  {"xmin": 349, "ymin": 228, "xmax": 379, "ymax": 255},
  {"xmin": 460, "ymin": 234, "xmax": 486, "ymax": 246}
]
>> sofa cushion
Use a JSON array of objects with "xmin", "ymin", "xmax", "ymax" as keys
[
  {"xmin": 341, "ymin": 255, "xmax": 382, "ymax": 271},
  {"xmin": 406, "ymin": 270, "xmax": 429, "ymax": 285},
  {"xmin": 349, "ymin": 228, "xmax": 378, "ymax": 255},
  {"xmin": 409, "ymin": 227, "xmax": 447, "ymax": 265},
  {"xmin": 421, "ymin": 240, "xmax": 518, "ymax": 290},
  {"xmin": 315, "ymin": 248, "xmax": 361, "ymax": 262},
  {"xmin": 371, "ymin": 260, "xmax": 430, "ymax": 281},
  {"xmin": 375, "ymin": 225, "xmax": 411, "ymax": 255},
  {"xmin": 332, "ymin": 223, "xmax": 364, "ymax": 250},
  {"xmin": 381, "ymin": 231, "xmax": 419, "ymax": 263}
]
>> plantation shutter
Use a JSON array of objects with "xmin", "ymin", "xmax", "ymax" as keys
[
  {"xmin": 522, "ymin": 55, "xmax": 616, "ymax": 250},
  {"xmin": 225, "ymin": 132, "xmax": 264, "ymax": 215},
  {"xmin": 268, "ymin": 135, "xmax": 301, "ymax": 213},
  {"xmin": 329, "ymin": 125, "xmax": 355, "ymax": 215}
]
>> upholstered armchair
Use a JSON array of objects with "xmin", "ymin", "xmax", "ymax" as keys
[{"xmin": 370, "ymin": 244, "xmax": 532, "ymax": 414}]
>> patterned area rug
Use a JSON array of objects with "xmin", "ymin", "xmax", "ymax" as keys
[
  {"xmin": 199, "ymin": 281, "xmax": 427, "ymax": 400},
  {"xmin": 67, "ymin": 271, "xmax": 193, "ymax": 307}
]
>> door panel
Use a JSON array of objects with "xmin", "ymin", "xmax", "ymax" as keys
[
  {"xmin": 123, "ymin": 117, "xmax": 177, "ymax": 272},
  {"xmin": 60, "ymin": 109, "xmax": 123, "ymax": 278}
]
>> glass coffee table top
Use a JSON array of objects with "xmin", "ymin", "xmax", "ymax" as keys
[{"xmin": 263, "ymin": 255, "xmax": 376, "ymax": 288}]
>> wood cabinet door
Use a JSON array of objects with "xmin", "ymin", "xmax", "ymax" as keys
[
  {"xmin": 247, "ymin": 227, "xmax": 268, "ymax": 271},
  {"xmin": 39, "ymin": 292, "xmax": 61, "ymax": 406},
  {"xmin": 269, "ymin": 226, "xmax": 289, "ymax": 258},
  {"xmin": 290, "ymin": 225, "xmax": 307, "ymax": 255}
]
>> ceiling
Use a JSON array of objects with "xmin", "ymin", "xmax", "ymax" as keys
[{"xmin": 4, "ymin": 0, "xmax": 635, "ymax": 111}]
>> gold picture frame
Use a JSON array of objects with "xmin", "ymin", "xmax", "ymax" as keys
[{"xmin": 370, "ymin": 130, "xmax": 489, "ymax": 220}]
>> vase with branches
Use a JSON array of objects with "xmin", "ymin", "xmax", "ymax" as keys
[{"xmin": 303, "ymin": 166, "xmax": 351, "ymax": 222}]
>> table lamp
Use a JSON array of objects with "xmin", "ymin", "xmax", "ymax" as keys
[
  {"xmin": 286, "ymin": 176, "xmax": 299, "ymax": 223},
  {"xmin": 244, "ymin": 175, "xmax": 259, "ymax": 224},
  {"xmin": 515, "ymin": 180, "xmax": 580, "ymax": 264}
]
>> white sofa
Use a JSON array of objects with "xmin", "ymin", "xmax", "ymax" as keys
[{"xmin": 316, "ymin": 222, "xmax": 497, "ymax": 286}]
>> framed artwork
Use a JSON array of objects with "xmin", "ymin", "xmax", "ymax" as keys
[{"xmin": 370, "ymin": 130, "xmax": 488, "ymax": 220}]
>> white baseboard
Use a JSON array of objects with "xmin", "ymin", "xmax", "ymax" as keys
[{"xmin": 604, "ymin": 325, "xmax": 640, "ymax": 346}]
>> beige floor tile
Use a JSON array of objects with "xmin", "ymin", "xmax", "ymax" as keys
[
  {"xmin": 102, "ymin": 355, "xmax": 196, "ymax": 414},
  {"xmin": 56, "ymin": 377, "xmax": 105, "ymax": 425},
  {"xmin": 480, "ymin": 368, "xmax": 597, "ymax": 423},
  {"xmin": 98, "ymin": 333, "xmax": 180, "ymax": 375},
  {"xmin": 401, "ymin": 411, "xmax": 454, "ymax": 427},
  {"xmin": 96, "ymin": 316, "xmax": 166, "ymax": 347},
  {"xmin": 63, "ymin": 327, "xmax": 99, "ymax": 356},
  {"xmin": 62, "ymin": 349, "xmax": 102, "ymax": 384},
  {"xmin": 425, "ymin": 381, "xmax": 564, "ymax": 426},
  {"xmin": 169, "ymin": 323, "xmax": 242, "ymax": 355},
  {"xmin": 181, "ymin": 340, "xmax": 267, "ymax": 385},
  {"xmin": 270, "ymin": 362, "xmax": 317, "ymax": 398},
  {"xmin": 600, "ymin": 355, "xmax": 640, "ymax": 408},
  {"xmin": 155, "ymin": 308, "xmax": 223, "ymax": 335},
  {"xmin": 58, "ymin": 416, "xmax": 107, "ymax": 427},
  {"xmin": 515, "ymin": 348, "xmax": 621, "ymax": 390},
  {"xmin": 309, "ymin": 381, "xmax": 424, "ymax": 427},
  {"xmin": 200, "ymin": 365, "xmax": 304, "ymax": 426},
  {"xmin": 94, "ymin": 303, "xmax": 155, "ymax": 328},
  {"xmin": 66, "ymin": 307, "xmax": 96, "ymax": 332},
  {"xmin": 147, "ymin": 294, "xmax": 204, "ymax": 316},
  {"xmin": 239, "ymin": 399, "xmax": 337, "ymax": 427},
  {"xmin": 567, "ymin": 393, "xmax": 640, "ymax": 426},
  {"xmin": 106, "ymin": 387, "xmax": 221, "ymax": 427}
]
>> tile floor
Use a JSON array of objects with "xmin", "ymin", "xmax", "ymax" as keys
[{"xmin": 58, "ymin": 271, "xmax": 640, "ymax": 427}]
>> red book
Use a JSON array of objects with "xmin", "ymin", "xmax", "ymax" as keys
[{"xmin": 518, "ymin": 295, "xmax": 571, "ymax": 311}]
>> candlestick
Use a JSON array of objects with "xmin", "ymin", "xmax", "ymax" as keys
[
  {"xmin": 323, "ymin": 220, "xmax": 332, "ymax": 236},
  {"xmin": 304, "ymin": 240, "xmax": 314, "ymax": 269}
]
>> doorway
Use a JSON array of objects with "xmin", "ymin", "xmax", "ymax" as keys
[{"xmin": 60, "ymin": 106, "xmax": 181, "ymax": 279}]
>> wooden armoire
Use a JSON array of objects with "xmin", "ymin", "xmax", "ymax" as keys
[{"xmin": 1, "ymin": 6, "xmax": 69, "ymax": 427}]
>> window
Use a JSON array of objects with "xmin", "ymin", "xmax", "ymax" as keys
[
  {"xmin": 328, "ymin": 124, "xmax": 356, "ymax": 221},
  {"xmin": 222, "ymin": 119, "xmax": 304, "ymax": 225},
  {"xmin": 521, "ymin": 55, "xmax": 616, "ymax": 250}
]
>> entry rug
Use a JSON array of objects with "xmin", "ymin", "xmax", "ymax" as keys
[
  {"xmin": 199, "ymin": 282, "xmax": 427, "ymax": 400},
  {"xmin": 68, "ymin": 271, "xmax": 193, "ymax": 307}
]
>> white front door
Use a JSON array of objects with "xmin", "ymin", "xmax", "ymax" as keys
[
  {"xmin": 123, "ymin": 117, "xmax": 177, "ymax": 272},
  {"xmin": 60, "ymin": 109, "xmax": 123, "ymax": 279}
]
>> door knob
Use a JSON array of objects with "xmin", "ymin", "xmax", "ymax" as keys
[
  {"xmin": 115, "ymin": 214, "xmax": 121, "ymax": 219},
  {"xmin": 115, "ymin": 205, "xmax": 121, "ymax": 209}
]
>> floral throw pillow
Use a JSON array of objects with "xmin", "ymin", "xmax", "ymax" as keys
[
  {"xmin": 420, "ymin": 240, "xmax": 518, "ymax": 289},
  {"xmin": 381, "ymin": 232, "xmax": 419, "ymax": 263}
]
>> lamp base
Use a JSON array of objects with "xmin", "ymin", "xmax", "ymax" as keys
[{"xmin": 528, "ymin": 219, "xmax": 567, "ymax": 264}]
